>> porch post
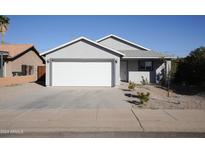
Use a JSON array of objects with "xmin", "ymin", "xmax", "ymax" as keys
[
  {"xmin": 165, "ymin": 60, "xmax": 171, "ymax": 76},
  {"xmin": 165, "ymin": 59, "xmax": 172, "ymax": 96},
  {"xmin": 0, "ymin": 53, "xmax": 3, "ymax": 77}
]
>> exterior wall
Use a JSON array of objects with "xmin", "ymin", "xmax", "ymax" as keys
[
  {"xmin": 120, "ymin": 59, "xmax": 165, "ymax": 84},
  {"xmin": 129, "ymin": 71, "xmax": 150, "ymax": 83},
  {"xmin": 6, "ymin": 50, "xmax": 44, "ymax": 79},
  {"xmin": 0, "ymin": 75, "xmax": 36, "ymax": 87},
  {"xmin": 5, "ymin": 61, "xmax": 12, "ymax": 76},
  {"xmin": 127, "ymin": 60, "xmax": 150, "ymax": 83},
  {"xmin": 98, "ymin": 37, "xmax": 144, "ymax": 50},
  {"xmin": 45, "ymin": 40, "xmax": 121, "ymax": 86}
]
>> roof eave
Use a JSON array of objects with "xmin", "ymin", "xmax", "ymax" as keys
[
  {"xmin": 10, "ymin": 45, "xmax": 34, "ymax": 59},
  {"xmin": 97, "ymin": 34, "xmax": 151, "ymax": 51},
  {"xmin": 7, "ymin": 46, "xmax": 45, "ymax": 64},
  {"xmin": 0, "ymin": 51, "xmax": 9, "ymax": 55},
  {"xmin": 122, "ymin": 56, "xmax": 177, "ymax": 59},
  {"xmin": 40, "ymin": 36, "xmax": 125, "ymax": 56}
]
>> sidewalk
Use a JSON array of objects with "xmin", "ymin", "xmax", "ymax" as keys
[
  {"xmin": 0, "ymin": 109, "xmax": 205, "ymax": 136},
  {"xmin": 131, "ymin": 109, "xmax": 205, "ymax": 132}
]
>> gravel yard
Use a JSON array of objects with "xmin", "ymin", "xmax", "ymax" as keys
[{"xmin": 120, "ymin": 82, "xmax": 205, "ymax": 109}]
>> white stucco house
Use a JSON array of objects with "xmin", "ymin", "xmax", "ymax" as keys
[{"xmin": 41, "ymin": 34, "xmax": 175, "ymax": 87}]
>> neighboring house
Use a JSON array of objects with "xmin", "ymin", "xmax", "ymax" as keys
[
  {"xmin": 41, "ymin": 35, "xmax": 175, "ymax": 87},
  {"xmin": 0, "ymin": 44, "xmax": 45, "ymax": 79}
]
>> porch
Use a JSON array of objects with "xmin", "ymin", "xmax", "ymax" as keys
[{"xmin": 120, "ymin": 58, "xmax": 171, "ymax": 84}]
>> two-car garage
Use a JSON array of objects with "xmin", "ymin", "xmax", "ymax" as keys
[
  {"xmin": 51, "ymin": 60, "xmax": 113, "ymax": 86},
  {"xmin": 42, "ymin": 37, "xmax": 123, "ymax": 87}
]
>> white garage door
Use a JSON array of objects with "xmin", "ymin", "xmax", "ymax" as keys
[{"xmin": 52, "ymin": 61, "xmax": 112, "ymax": 86}]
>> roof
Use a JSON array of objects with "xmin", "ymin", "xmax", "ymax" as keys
[
  {"xmin": 0, "ymin": 44, "xmax": 33, "ymax": 58},
  {"xmin": 97, "ymin": 34, "xmax": 151, "ymax": 51},
  {"xmin": 0, "ymin": 51, "xmax": 9, "ymax": 55},
  {"xmin": 40, "ymin": 36, "xmax": 125, "ymax": 56},
  {"xmin": 120, "ymin": 50, "xmax": 176, "ymax": 59}
]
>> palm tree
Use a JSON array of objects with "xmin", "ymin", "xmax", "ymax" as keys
[{"xmin": 0, "ymin": 15, "xmax": 10, "ymax": 44}]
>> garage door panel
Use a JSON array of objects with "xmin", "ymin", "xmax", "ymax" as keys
[{"xmin": 52, "ymin": 61, "xmax": 112, "ymax": 86}]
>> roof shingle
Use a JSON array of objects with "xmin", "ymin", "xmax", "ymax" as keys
[{"xmin": 0, "ymin": 44, "xmax": 33, "ymax": 58}]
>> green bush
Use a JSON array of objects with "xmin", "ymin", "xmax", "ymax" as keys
[
  {"xmin": 137, "ymin": 92, "xmax": 150, "ymax": 104},
  {"xmin": 174, "ymin": 47, "xmax": 205, "ymax": 87},
  {"xmin": 128, "ymin": 81, "xmax": 137, "ymax": 91}
]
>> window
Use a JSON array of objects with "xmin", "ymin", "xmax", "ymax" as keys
[
  {"xmin": 139, "ymin": 60, "xmax": 153, "ymax": 71},
  {"xmin": 28, "ymin": 65, "xmax": 34, "ymax": 75},
  {"xmin": 22, "ymin": 65, "xmax": 27, "ymax": 75},
  {"xmin": 21, "ymin": 65, "xmax": 34, "ymax": 76}
]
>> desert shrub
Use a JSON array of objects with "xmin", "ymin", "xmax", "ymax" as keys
[
  {"xmin": 128, "ymin": 81, "xmax": 137, "ymax": 91},
  {"xmin": 141, "ymin": 76, "xmax": 148, "ymax": 85},
  {"xmin": 137, "ymin": 92, "xmax": 150, "ymax": 104}
]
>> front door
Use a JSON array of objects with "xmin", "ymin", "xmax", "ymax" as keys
[{"xmin": 120, "ymin": 60, "xmax": 128, "ymax": 81}]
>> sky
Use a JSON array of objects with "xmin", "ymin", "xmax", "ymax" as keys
[{"xmin": 4, "ymin": 15, "xmax": 205, "ymax": 57}]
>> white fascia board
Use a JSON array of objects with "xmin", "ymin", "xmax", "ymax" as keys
[
  {"xmin": 122, "ymin": 56, "xmax": 177, "ymax": 59},
  {"xmin": 40, "ymin": 37, "xmax": 85, "ymax": 56},
  {"xmin": 96, "ymin": 34, "xmax": 151, "ymax": 51},
  {"xmin": 40, "ymin": 36, "xmax": 125, "ymax": 56}
]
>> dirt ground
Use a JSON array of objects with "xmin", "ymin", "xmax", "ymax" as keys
[{"xmin": 120, "ymin": 82, "xmax": 205, "ymax": 109}]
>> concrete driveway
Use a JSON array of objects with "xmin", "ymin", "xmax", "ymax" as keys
[
  {"xmin": 0, "ymin": 83, "xmax": 205, "ymax": 137},
  {"xmin": 0, "ymin": 83, "xmax": 131, "ymax": 109}
]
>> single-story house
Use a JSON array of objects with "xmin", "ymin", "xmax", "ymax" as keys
[
  {"xmin": 0, "ymin": 44, "xmax": 45, "ymax": 80},
  {"xmin": 41, "ymin": 35, "xmax": 175, "ymax": 87}
]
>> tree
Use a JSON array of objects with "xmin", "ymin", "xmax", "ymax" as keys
[
  {"xmin": 0, "ymin": 15, "xmax": 10, "ymax": 44},
  {"xmin": 159, "ymin": 56, "xmax": 172, "ymax": 97},
  {"xmin": 174, "ymin": 47, "xmax": 205, "ymax": 87}
]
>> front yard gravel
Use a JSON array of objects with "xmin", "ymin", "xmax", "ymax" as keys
[{"xmin": 120, "ymin": 82, "xmax": 205, "ymax": 109}]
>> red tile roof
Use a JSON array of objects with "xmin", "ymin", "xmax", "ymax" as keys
[{"xmin": 0, "ymin": 44, "xmax": 33, "ymax": 58}]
